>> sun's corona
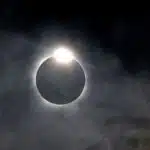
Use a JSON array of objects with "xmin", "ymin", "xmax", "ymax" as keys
[{"xmin": 31, "ymin": 46, "xmax": 89, "ymax": 107}]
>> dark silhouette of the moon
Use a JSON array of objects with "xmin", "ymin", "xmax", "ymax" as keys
[{"xmin": 36, "ymin": 57, "xmax": 86, "ymax": 104}]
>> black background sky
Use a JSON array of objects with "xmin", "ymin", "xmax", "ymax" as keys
[
  {"xmin": 1, "ymin": 3, "xmax": 149, "ymax": 73},
  {"xmin": 0, "ymin": 2, "xmax": 149, "ymax": 71},
  {"xmin": 0, "ymin": 2, "xmax": 150, "ymax": 150}
]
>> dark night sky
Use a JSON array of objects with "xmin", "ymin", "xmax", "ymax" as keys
[{"xmin": 0, "ymin": 2, "xmax": 150, "ymax": 150}]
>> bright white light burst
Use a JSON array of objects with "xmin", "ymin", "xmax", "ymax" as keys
[{"xmin": 52, "ymin": 47, "xmax": 74, "ymax": 64}]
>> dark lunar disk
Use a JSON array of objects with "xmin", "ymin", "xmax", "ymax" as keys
[{"xmin": 36, "ymin": 57, "xmax": 86, "ymax": 104}]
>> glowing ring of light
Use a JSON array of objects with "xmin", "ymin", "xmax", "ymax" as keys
[{"xmin": 31, "ymin": 47, "xmax": 88, "ymax": 107}]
